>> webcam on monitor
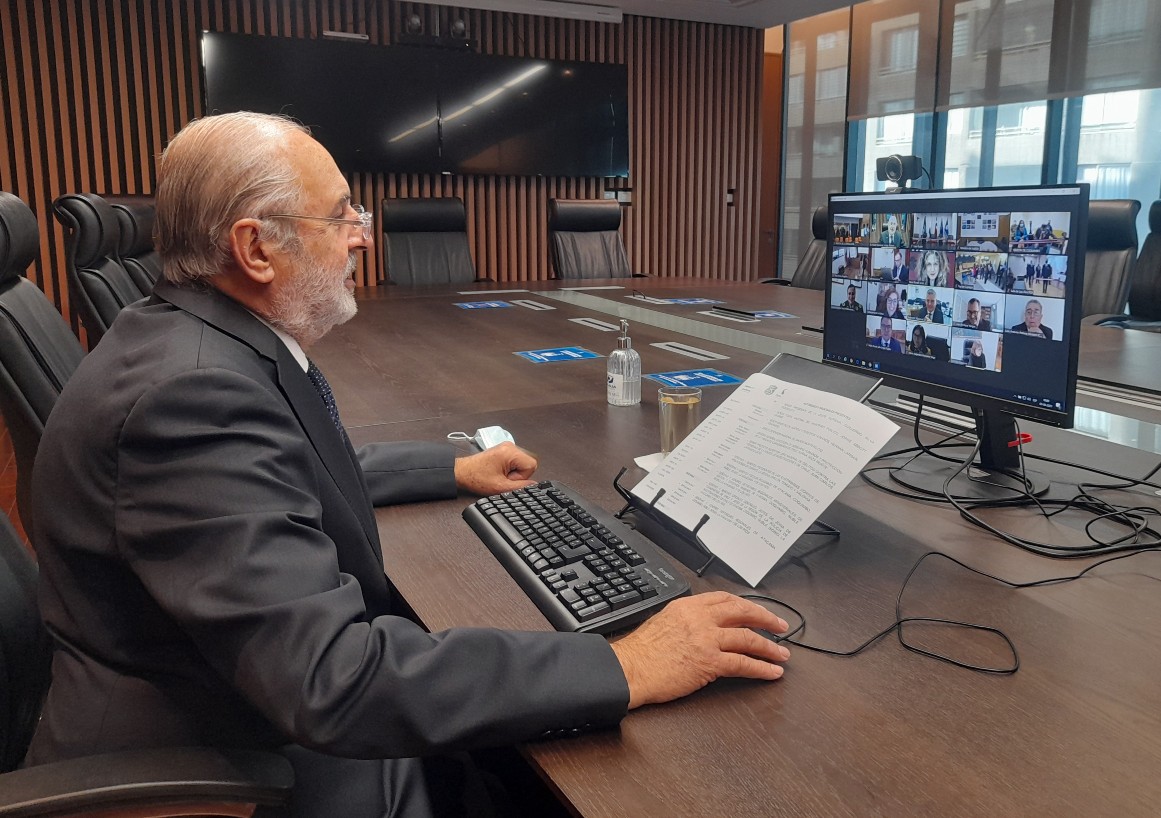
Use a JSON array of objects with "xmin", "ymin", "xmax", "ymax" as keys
[{"xmin": 875, "ymin": 154, "xmax": 924, "ymax": 191}]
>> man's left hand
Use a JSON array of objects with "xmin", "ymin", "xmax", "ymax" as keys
[{"xmin": 454, "ymin": 441, "xmax": 539, "ymax": 496}]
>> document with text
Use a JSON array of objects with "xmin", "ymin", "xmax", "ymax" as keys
[{"xmin": 631, "ymin": 372, "xmax": 898, "ymax": 586}]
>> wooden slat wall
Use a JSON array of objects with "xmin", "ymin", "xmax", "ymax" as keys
[{"xmin": 0, "ymin": 0, "xmax": 764, "ymax": 331}]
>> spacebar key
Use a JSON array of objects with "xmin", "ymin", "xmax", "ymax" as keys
[{"xmin": 486, "ymin": 512, "xmax": 526, "ymax": 547}]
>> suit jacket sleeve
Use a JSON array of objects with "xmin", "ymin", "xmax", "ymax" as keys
[
  {"xmin": 116, "ymin": 368, "xmax": 628, "ymax": 758},
  {"xmin": 356, "ymin": 441, "xmax": 458, "ymax": 506}
]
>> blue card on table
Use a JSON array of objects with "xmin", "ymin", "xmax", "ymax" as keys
[
  {"xmin": 753, "ymin": 310, "xmax": 797, "ymax": 319},
  {"xmin": 455, "ymin": 301, "xmax": 512, "ymax": 309},
  {"xmin": 645, "ymin": 369, "xmax": 744, "ymax": 388},
  {"xmin": 515, "ymin": 346, "xmax": 602, "ymax": 363}
]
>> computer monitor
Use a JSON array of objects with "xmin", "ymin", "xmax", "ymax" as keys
[{"xmin": 822, "ymin": 184, "xmax": 1089, "ymax": 487}]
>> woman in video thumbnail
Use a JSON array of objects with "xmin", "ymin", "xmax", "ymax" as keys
[
  {"xmin": 909, "ymin": 325, "xmax": 932, "ymax": 356},
  {"xmin": 919, "ymin": 249, "xmax": 949, "ymax": 287},
  {"xmin": 968, "ymin": 340, "xmax": 987, "ymax": 369}
]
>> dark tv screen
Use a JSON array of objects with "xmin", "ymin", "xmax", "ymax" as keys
[
  {"xmin": 436, "ymin": 51, "xmax": 629, "ymax": 177},
  {"xmin": 201, "ymin": 32, "xmax": 629, "ymax": 177},
  {"xmin": 202, "ymin": 32, "xmax": 443, "ymax": 173}
]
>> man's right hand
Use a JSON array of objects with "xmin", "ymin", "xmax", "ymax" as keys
[{"xmin": 609, "ymin": 591, "xmax": 790, "ymax": 709}]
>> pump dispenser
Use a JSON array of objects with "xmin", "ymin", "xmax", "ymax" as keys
[{"xmin": 607, "ymin": 319, "xmax": 642, "ymax": 406}]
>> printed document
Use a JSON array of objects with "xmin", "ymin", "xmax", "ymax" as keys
[{"xmin": 631, "ymin": 372, "xmax": 897, "ymax": 585}]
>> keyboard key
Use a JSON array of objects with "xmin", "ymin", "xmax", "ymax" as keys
[
  {"xmin": 574, "ymin": 601, "xmax": 612, "ymax": 621},
  {"xmin": 607, "ymin": 590, "xmax": 643, "ymax": 610}
]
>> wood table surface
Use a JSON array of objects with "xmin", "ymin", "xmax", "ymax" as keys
[{"xmin": 318, "ymin": 281, "xmax": 1161, "ymax": 817}]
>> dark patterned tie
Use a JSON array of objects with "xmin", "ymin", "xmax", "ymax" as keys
[{"xmin": 306, "ymin": 360, "xmax": 347, "ymax": 439}]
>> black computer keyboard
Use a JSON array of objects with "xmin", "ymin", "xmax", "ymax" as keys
[{"xmin": 463, "ymin": 481, "xmax": 690, "ymax": 634}]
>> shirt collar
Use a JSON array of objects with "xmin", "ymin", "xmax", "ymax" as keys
[{"xmin": 249, "ymin": 310, "xmax": 309, "ymax": 372}]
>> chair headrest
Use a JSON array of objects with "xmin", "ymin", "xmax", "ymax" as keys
[
  {"xmin": 1150, "ymin": 200, "xmax": 1161, "ymax": 235},
  {"xmin": 111, "ymin": 201, "xmax": 156, "ymax": 257},
  {"xmin": 812, "ymin": 206, "xmax": 829, "ymax": 241},
  {"xmin": 382, "ymin": 197, "xmax": 466, "ymax": 233},
  {"xmin": 0, "ymin": 192, "xmax": 39, "ymax": 285},
  {"xmin": 549, "ymin": 199, "xmax": 622, "ymax": 232},
  {"xmin": 53, "ymin": 194, "xmax": 121, "ymax": 267},
  {"xmin": 1086, "ymin": 199, "xmax": 1141, "ymax": 251}
]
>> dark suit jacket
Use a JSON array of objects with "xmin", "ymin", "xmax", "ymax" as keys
[
  {"xmin": 28, "ymin": 282, "xmax": 627, "ymax": 769},
  {"xmin": 1011, "ymin": 321, "xmax": 1053, "ymax": 339}
]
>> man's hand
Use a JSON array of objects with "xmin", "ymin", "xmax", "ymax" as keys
[
  {"xmin": 610, "ymin": 592, "xmax": 790, "ymax": 709},
  {"xmin": 454, "ymin": 441, "xmax": 539, "ymax": 496}
]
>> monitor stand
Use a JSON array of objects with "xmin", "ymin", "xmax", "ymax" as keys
[{"xmin": 890, "ymin": 407, "xmax": 1049, "ymax": 501}]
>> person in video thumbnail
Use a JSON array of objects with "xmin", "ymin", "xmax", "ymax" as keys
[
  {"xmin": 841, "ymin": 284, "xmax": 864, "ymax": 312},
  {"xmin": 889, "ymin": 249, "xmax": 909, "ymax": 284},
  {"xmin": 1011, "ymin": 299, "xmax": 1053, "ymax": 339},
  {"xmin": 879, "ymin": 214, "xmax": 905, "ymax": 248},
  {"xmin": 918, "ymin": 288, "xmax": 945, "ymax": 323},
  {"xmin": 1013, "ymin": 219, "xmax": 1028, "ymax": 247},
  {"xmin": 873, "ymin": 315, "xmax": 902, "ymax": 352},
  {"xmin": 968, "ymin": 340, "xmax": 987, "ymax": 369},
  {"xmin": 958, "ymin": 297, "xmax": 991, "ymax": 331},
  {"xmin": 909, "ymin": 325, "xmax": 932, "ymax": 356},
  {"xmin": 883, "ymin": 287, "xmax": 905, "ymax": 319},
  {"xmin": 919, "ymin": 249, "xmax": 948, "ymax": 287}
]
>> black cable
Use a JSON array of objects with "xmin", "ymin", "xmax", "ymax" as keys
[
  {"xmin": 744, "ymin": 546, "xmax": 1161, "ymax": 675},
  {"xmin": 744, "ymin": 548, "xmax": 1019, "ymax": 674},
  {"xmin": 863, "ymin": 401, "xmax": 1161, "ymax": 557}
]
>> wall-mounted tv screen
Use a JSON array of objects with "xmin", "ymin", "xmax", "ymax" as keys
[
  {"xmin": 201, "ymin": 32, "xmax": 629, "ymax": 178},
  {"xmin": 822, "ymin": 184, "xmax": 1089, "ymax": 431}
]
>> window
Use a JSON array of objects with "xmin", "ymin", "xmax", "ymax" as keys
[
  {"xmin": 1079, "ymin": 164, "xmax": 1131, "ymax": 198},
  {"xmin": 1080, "ymin": 91, "xmax": 1140, "ymax": 128},
  {"xmin": 951, "ymin": 15, "xmax": 969, "ymax": 57},
  {"xmin": 1071, "ymin": 87, "xmax": 1161, "ymax": 244},
  {"xmin": 1089, "ymin": 0, "xmax": 1148, "ymax": 40},
  {"xmin": 881, "ymin": 26, "xmax": 918, "ymax": 73},
  {"xmin": 817, "ymin": 67, "xmax": 846, "ymax": 101},
  {"xmin": 787, "ymin": 74, "xmax": 805, "ymax": 106}
]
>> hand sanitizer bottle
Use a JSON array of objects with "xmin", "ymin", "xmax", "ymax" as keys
[{"xmin": 607, "ymin": 320, "xmax": 641, "ymax": 406}]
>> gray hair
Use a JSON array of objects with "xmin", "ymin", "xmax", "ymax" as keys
[{"xmin": 155, "ymin": 112, "xmax": 309, "ymax": 285}]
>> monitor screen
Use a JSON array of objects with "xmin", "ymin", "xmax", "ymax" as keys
[{"xmin": 821, "ymin": 185, "xmax": 1089, "ymax": 428}]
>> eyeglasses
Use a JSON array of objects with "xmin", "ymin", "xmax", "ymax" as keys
[{"xmin": 262, "ymin": 204, "xmax": 373, "ymax": 240}]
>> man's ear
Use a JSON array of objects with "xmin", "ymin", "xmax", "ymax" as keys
[{"xmin": 229, "ymin": 218, "xmax": 277, "ymax": 285}]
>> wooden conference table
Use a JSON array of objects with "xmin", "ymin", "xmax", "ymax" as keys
[{"xmin": 315, "ymin": 278, "xmax": 1161, "ymax": 817}]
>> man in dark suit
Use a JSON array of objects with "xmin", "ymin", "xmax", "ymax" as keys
[
  {"xmin": 879, "ymin": 214, "xmax": 904, "ymax": 248},
  {"xmin": 888, "ymin": 248, "xmax": 909, "ymax": 284},
  {"xmin": 25, "ymin": 113, "xmax": 790, "ymax": 817},
  {"xmin": 872, "ymin": 315, "xmax": 902, "ymax": 352},
  {"xmin": 957, "ymin": 297, "xmax": 992, "ymax": 331},
  {"xmin": 918, "ymin": 289, "xmax": 945, "ymax": 323}
]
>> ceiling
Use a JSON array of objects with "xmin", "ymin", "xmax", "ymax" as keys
[
  {"xmin": 598, "ymin": 0, "xmax": 851, "ymax": 28},
  {"xmin": 419, "ymin": 0, "xmax": 854, "ymax": 29}
]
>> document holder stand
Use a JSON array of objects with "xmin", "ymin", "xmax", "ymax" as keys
[{"xmin": 612, "ymin": 468, "xmax": 840, "ymax": 579}]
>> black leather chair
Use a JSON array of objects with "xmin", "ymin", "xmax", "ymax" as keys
[
  {"xmin": 1097, "ymin": 200, "xmax": 1161, "ymax": 330},
  {"xmin": 0, "ymin": 508, "xmax": 294, "ymax": 817},
  {"xmin": 789, "ymin": 206, "xmax": 829, "ymax": 290},
  {"xmin": 548, "ymin": 199, "xmax": 633, "ymax": 279},
  {"xmin": 1080, "ymin": 198, "xmax": 1140, "ymax": 318},
  {"xmin": 0, "ymin": 193, "xmax": 85, "ymax": 532},
  {"xmin": 381, "ymin": 197, "xmax": 477, "ymax": 286},
  {"xmin": 52, "ymin": 193, "xmax": 146, "ymax": 344},
  {"xmin": 109, "ymin": 195, "xmax": 162, "ymax": 294}
]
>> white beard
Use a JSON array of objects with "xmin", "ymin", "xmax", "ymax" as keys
[{"xmin": 268, "ymin": 249, "xmax": 358, "ymax": 348}]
